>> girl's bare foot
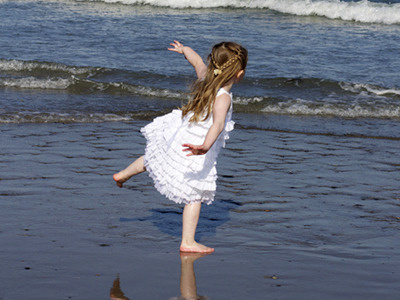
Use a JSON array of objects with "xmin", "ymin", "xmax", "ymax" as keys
[
  {"xmin": 113, "ymin": 173, "xmax": 128, "ymax": 188},
  {"xmin": 180, "ymin": 241, "xmax": 215, "ymax": 253},
  {"xmin": 113, "ymin": 156, "xmax": 146, "ymax": 188}
]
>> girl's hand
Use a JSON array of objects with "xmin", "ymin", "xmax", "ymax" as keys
[
  {"xmin": 168, "ymin": 40, "xmax": 206, "ymax": 79},
  {"xmin": 182, "ymin": 143, "xmax": 208, "ymax": 156},
  {"xmin": 168, "ymin": 40, "xmax": 184, "ymax": 54}
]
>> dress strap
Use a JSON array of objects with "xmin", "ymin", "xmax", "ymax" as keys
[{"xmin": 217, "ymin": 88, "xmax": 231, "ymax": 97}]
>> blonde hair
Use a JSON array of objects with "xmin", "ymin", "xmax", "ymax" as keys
[{"xmin": 181, "ymin": 42, "xmax": 248, "ymax": 123}]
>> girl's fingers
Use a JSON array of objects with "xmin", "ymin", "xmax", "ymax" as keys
[
  {"xmin": 170, "ymin": 41, "xmax": 180, "ymax": 47},
  {"xmin": 182, "ymin": 143, "xmax": 194, "ymax": 148},
  {"xmin": 168, "ymin": 41, "xmax": 184, "ymax": 53},
  {"xmin": 182, "ymin": 145, "xmax": 194, "ymax": 152},
  {"xmin": 168, "ymin": 43, "xmax": 178, "ymax": 51},
  {"xmin": 182, "ymin": 143, "xmax": 205, "ymax": 156}
]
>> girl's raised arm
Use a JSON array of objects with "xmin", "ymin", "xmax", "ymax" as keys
[{"xmin": 168, "ymin": 40, "xmax": 207, "ymax": 80}]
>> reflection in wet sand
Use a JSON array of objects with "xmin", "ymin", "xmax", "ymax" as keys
[
  {"xmin": 173, "ymin": 253, "xmax": 210, "ymax": 300},
  {"xmin": 110, "ymin": 253, "xmax": 211, "ymax": 300},
  {"xmin": 110, "ymin": 275, "xmax": 130, "ymax": 300}
]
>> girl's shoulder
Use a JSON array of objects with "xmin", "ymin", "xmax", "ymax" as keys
[
  {"xmin": 214, "ymin": 88, "xmax": 233, "ymax": 113},
  {"xmin": 216, "ymin": 87, "xmax": 232, "ymax": 98}
]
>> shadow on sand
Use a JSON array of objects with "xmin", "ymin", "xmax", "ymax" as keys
[{"xmin": 119, "ymin": 199, "xmax": 240, "ymax": 240}]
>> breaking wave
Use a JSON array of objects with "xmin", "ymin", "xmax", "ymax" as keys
[
  {"xmin": 1, "ymin": 59, "xmax": 400, "ymax": 121},
  {"xmin": 259, "ymin": 98, "xmax": 400, "ymax": 118},
  {"xmin": 80, "ymin": 0, "xmax": 400, "ymax": 25},
  {"xmin": 0, "ymin": 111, "xmax": 163, "ymax": 124},
  {"xmin": 0, "ymin": 59, "xmax": 184, "ymax": 98}
]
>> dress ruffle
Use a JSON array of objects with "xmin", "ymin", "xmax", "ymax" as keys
[{"xmin": 141, "ymin": 88, "xmax": 234, "ymax": 205}]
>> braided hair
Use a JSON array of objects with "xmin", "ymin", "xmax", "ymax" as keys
[{"xmin": 181, "ymin": 42, "xmax": 248, "ymax": 123}]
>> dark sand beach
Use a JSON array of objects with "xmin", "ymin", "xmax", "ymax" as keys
[
  {"xmin": 1, "ymin": 1, "xmax": 400, "ymax": 298},
  {"xmin": 1, "ymin": 116, "xmax": 399, "ymax": 299}
]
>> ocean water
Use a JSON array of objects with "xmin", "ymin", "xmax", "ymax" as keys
[
  {"xmin": 1, "ymin": 0, "xmax": 400, "ymax": 128},
  {"xmin": 1, "ymin": 0, "xmax": 400, "ymax": 299}
]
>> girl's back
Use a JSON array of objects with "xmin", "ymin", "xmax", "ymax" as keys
[{"xmin": 114, "ymin": 40, "xmax": 248, "ymax": 254}]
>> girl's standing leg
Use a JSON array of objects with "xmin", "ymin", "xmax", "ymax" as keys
[
  {"xmin": 113, "ymin": 155, "xmax": 146, "ymax": 187},
  {"xmin": 180, "ymin": 202, "xmax": 214, "ymax": 253}
]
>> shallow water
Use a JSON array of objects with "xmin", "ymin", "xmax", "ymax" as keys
[
  {"xmin": 1, "ymin": 117, "xmax": 399, "ymax": 299},
  {"xmin": 1, "ymin": 0, "xmax": 400, "ymax": 123}
]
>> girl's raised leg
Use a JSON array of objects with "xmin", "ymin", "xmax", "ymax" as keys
[
  {"xmin": 113, "ymin": 155, "xmax": 146, "ymax": 188},
  {"xmin": 180, "ymin": 202, "xmax": 214, "ymax": 253}
]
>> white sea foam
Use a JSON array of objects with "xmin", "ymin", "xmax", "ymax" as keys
[
  {"xmin": 0, "ymin": 77, "xmax": 73, "ymax": 89},
  {"xmin": 257, "ymin": 0, "xmax": 400, "ymax": 25},
  {"xmin": 340, "ymin": 82, "xmax": 400, "ymax": 96},
  {"xmin": 261, "ymin": 98, "xmax": 400, "ymax": 119},
  {"xmin": 0, "ymin": 59, "xmax": 95, "ymax": 74},
  {"xmin": 119, "ymin": 83, "xmax": 184, "ymax": 99},
  {"xmin": 90, "ymin": 0, "xmax": 400, "ymax": 24},
  {"xmin": 0, "ymin": 112, "xmax": 133, "ymax": 123},
  {"xmin": 234, "ymin": 96, "xmax": 264, "ymax": 105}
]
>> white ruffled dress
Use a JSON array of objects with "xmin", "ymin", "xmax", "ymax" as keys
[{"xmin": 140, "ymin": 88, "xmax": 234, "ymax": 205}]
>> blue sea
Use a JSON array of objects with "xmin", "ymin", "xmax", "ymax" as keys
[
  {"xmin": 1, "ymin": 1, "xmax": 400, "ymax": 299},
  {"xmin": 1, "ymin": 0, "xmax": 400, "ymax": 128}
]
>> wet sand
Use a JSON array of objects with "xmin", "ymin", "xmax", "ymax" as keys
[{"xmin": 1, "ymin": 116, "xmax": 399, "ymax": 299}]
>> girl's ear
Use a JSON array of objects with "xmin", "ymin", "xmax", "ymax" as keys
[{"xmin": 235, "ymin": 70, "xmax": 245, "ymax": 83}]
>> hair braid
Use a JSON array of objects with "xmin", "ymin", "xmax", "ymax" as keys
[
  {"xmin": 211, "ymin": 52, "xmax": 242, "ymax": 76},
  {"xmin": 181, "ymin": 42, "xmax": 248, "ymax": 123}
]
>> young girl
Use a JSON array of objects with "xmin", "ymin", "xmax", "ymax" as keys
[{"xmin": 113, "ymin": 40, "xmax": 248, "ymax": 253}]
